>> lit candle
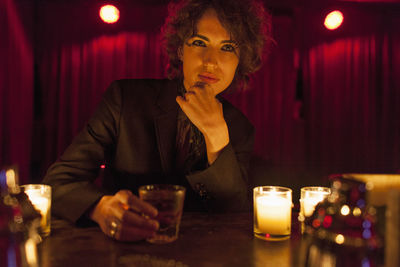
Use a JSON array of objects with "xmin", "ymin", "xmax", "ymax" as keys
[
  {"xmin": 257, "ymin": 195, "xmax": 292, "ymax": 234},
  {"xmin": 25, "ymin": 190, "xmax": 50, "ymax": 216},
  {"xmin": 254, "ymin": 186, "xmax": 292, "ymax": 241},
  {"xmin": 302, "ymin": 196, "xmax": 324, "ymax": 217},
  {"xmin": 300, "ymin": 187, "xmax": 331, "ymax": 217},
  {"xmin": 22, "ymin": 184, "xmax": 52, "ymax": 237},
  {"xmin": 25, "ymin": 190, "xmax": 50, "ymax": 227}
]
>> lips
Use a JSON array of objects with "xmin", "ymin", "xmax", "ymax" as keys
[{"xmin": 198, "ymin": 73, "xmax": 219, "ymax": 84}]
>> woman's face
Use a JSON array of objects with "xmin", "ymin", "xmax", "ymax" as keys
[{"xmin": 181, "ymin": 8, "xmax": 240, "ymax": 95}]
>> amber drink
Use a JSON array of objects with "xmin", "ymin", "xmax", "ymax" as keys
[{"xmin": 139, "ymin": 184, "xmax": 186, "ymax": 244}]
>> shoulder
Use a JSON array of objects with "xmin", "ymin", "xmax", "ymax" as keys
[
  {"xmin": 104, "ymin": 78, "xmax": 177, "ymax": 102},
  {"xmin": 103, "ymin": 78, "xmax": 179, "ymax": 114},
  {"xmin": 108, "ymin": 79, "xmax": 172, "ymax": 94}
]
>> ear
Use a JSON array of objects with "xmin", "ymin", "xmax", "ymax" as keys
[{"xmin": 177, "ymin": 47, "xmax": 183, "ymax": 61}]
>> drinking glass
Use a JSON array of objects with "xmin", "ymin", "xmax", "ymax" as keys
[{"xmin": 139, "ymin": 184, "xmax": 186, "ymax": 244}]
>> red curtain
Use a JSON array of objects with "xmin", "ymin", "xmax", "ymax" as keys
[
  {"xmin": 0, "ymin": 0, "xmax": 33, "ymax": 183},
  {"xmin": 38, "ymin": 32, "xmax": 166, "ymax": 170},
  {"xmin": 226, "ymin": 16, "xmax": 304, "ymax": 171},
  {"xmin": 34, "ymin": 10, "xmax": 299, "ymax": 181},
  {"xmin": 302, "ymin": 15, "xmax": 400, "ymax": 175},
  {"xmin": 3, "ymin": 1, "xmax": 400, "ymax": 184}
]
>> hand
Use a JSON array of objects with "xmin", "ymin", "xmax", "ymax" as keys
[
  {"xmin": 89, "ymin": 190, "xmax": 159, "ymax": 241},
  {"xmin": 176, "ymin": 82, "xmax": 230, "ymax": 164}
]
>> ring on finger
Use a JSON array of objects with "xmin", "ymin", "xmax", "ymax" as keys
[{"xmin": 110, "ymin": 220, "xmax": 120, "ymax": 239}]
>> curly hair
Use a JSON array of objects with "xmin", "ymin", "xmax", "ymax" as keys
[{"xmin": 161, "ymin": 0, "xmax": 273, "ymax": 91}]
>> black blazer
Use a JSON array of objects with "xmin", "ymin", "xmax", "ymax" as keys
[{"xmin": 43, "ymin": 79, "xmax": 254, "ymax": 223}]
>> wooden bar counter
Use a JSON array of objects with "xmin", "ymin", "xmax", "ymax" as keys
[{"xmin": 38, "ymin": 212, "xmax": 305, "ymax": 267}]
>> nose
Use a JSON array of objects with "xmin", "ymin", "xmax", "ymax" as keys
[{"xmin": 202, "ymin": 48, "xmax": 218, "ymax": 71}]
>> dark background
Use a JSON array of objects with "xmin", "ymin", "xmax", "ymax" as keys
[{"xmin": 2, "ymin": 0, "xmax": 400, "ymax": 199}]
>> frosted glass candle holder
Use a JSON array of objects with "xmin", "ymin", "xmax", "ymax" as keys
[
  {"xmin": 299, "ymin": 186, "xmax": 330, "ymax": 233},
  {"xmin": 253, "ymin": 186, "xmax": 292, "ymax": 241},
  {"xmin": 21, "ymin": 184, "xmax": 52, "ymax": 237},
  {"xmin": 300, "ymin": 187, "xmax": 331, "ymax": 217}
]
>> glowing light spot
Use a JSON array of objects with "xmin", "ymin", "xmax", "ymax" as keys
[
  {"xmin": 324, "ymin": 10, "xmax": 344, "ymax": 30},
  {"xmin": 366, "ymin": 181, "xmax": 374, "ymax": 190},
  {"xmin": 335, "ymin": 234, "xmax": 345, "ymax": 244},
  {"xmin": 362, "ymin": 229, "xmax": 372, "ymax": 239},
  {"xmin": 327, "ymin": 207, "xmax": 335, "ymax": 214},
  {"xmin": 353, "ymin": 207, "xmax": 362, "ymax": 217},
  {"xmin": 6, "ymin": 169, "xmax": 16, "ymax": 187},
  {"xmin": 340, "ymin": 205, "xmax": 350, "ymax": 216},
  {"xmin": 99, "ymin": 5, "xmax": 120, "ymax": 24},
  {"xmin": 358, "ymin": 184, "xmax": 366, "ymax": 192},
  {"xmin": 362, "ymin": 258, "xmax": 371, "ymax": 267},
  {"xmin": 100, "ymin": 164, "xmax": 106, "ymax": 169},
  {"xmin": 368, "ymin": 207, "xmax": 377, "ymax": 216},
  {"xmin": 312, "ymin": 219, "xmax": 321, "ymax": 228},
  {"xmin": 322, "ymin": 215, "xmax": 332, "ymax": 228},
  {"xmin": 265, "ymin": 233, "xmax": 270, "ymax": 238},
  {"xmin": 362, "ymin": 220, "xmax": 371, "ymax": 229},
  {"xmin": 25, "ymin": 238, "xmax": 38, "ymax": 266},
  {"xmin": 318, "ymin": 208, "xmax": 325, "ymax": 216},
  {"xmin": 357, "ymin": 199, "xmax": 365, "ymax": 208},
  {"xmin": 332, "ymin": 180, "xmax": 341, "ymax": 189}
]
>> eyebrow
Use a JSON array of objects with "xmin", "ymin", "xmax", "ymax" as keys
[{"xmin": 190, "ymin": 34, "xmax": 238, "ymax": 45}]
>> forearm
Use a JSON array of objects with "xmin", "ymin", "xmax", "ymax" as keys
[
  {"xmin": 203, "ymin": 121, "xmax": 230, "ymax": 164},
  {"xmin": 44, "ymin": 175, "xmax": 105, "ymax": 223}
]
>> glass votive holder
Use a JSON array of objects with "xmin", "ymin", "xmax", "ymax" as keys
[
  {"xmin": 299, "ymin": 186, "xmax": 331, "ymax": 233},
  {"xmin": 21, "ymin": 184, "xmax": 52, "ymax": 237},
  {"xmin": 253, "ymin": 186, "xmax": 292, "ymax": 241}
]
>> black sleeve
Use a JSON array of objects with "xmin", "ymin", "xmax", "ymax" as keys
[{"xmin": 42, "ymin": 81, "xmax": 122, "ymax": 223}]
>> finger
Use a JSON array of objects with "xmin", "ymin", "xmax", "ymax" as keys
[
  {"xmin": 183, "ymin": 91, "xmax": 197, "ymax": 101},
  {"xmin": 115, "ymin": 190, "xmax": 158, "ymax": 218},
  {"xmin": 176, "ymin": 96, "xmax": 193, "ymax": 113},
  {"xmin": 176, "ymin": 95, "xmax": 185, "ymax": 106},
  {"xmin": 121, "ymin": 209, "xmax": 159, "ymax": 231}
]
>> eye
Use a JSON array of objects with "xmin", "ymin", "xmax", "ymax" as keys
[
  {"xmin": 190, "ymin": 39, "xmax": 206, "ymax": 47},
  {"xmin": 221, "ymin": 44, "xmax": 236, "ymax": 52}
]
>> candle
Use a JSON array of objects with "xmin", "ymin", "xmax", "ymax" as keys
[
  {"xmin": 257, "ymin": 195, "xmax": 292, "ymax": 234},
  {"xmin": 299, "ymin": 186, "xmax": 330, "ymax": 234},
  {"xmin": 25, "ymin": 190, "xmax": 50, "ymax": 216},
  {"xmin": 21, "ymin": 184, "xmax": 52, "ymax": 237},
  {"xmin": 302, "ymin": 196, "xmax": 325, "ymax": 217},
  {"xmin": 300, "ymin": 187, "xmax": 331, "ymax": 217},
  {"xmin": 254, "ymin": 186, "xmax": 292, "ymax": 241}
]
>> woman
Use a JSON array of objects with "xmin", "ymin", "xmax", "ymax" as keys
[{"xmin": 43, "ymin": 0, "xmax": 272, "ymax": 241}]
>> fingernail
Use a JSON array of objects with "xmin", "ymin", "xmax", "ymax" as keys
[
  {"xmin": 152, "ymin": 220, "xmax": 159, "ymax": 230},
  {"xmin": 152, "ymin": 208, "xmax": 158, "ymax": 218}
]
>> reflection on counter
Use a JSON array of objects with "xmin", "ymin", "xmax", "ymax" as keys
[{"xmin": 119, "ymin": 254, "xmax": 188, "ymax": 267}]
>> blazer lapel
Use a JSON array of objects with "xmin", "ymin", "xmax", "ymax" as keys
[{"xmin": 154, "ymin": 79, "xmax": 179, "ymax": 174}]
